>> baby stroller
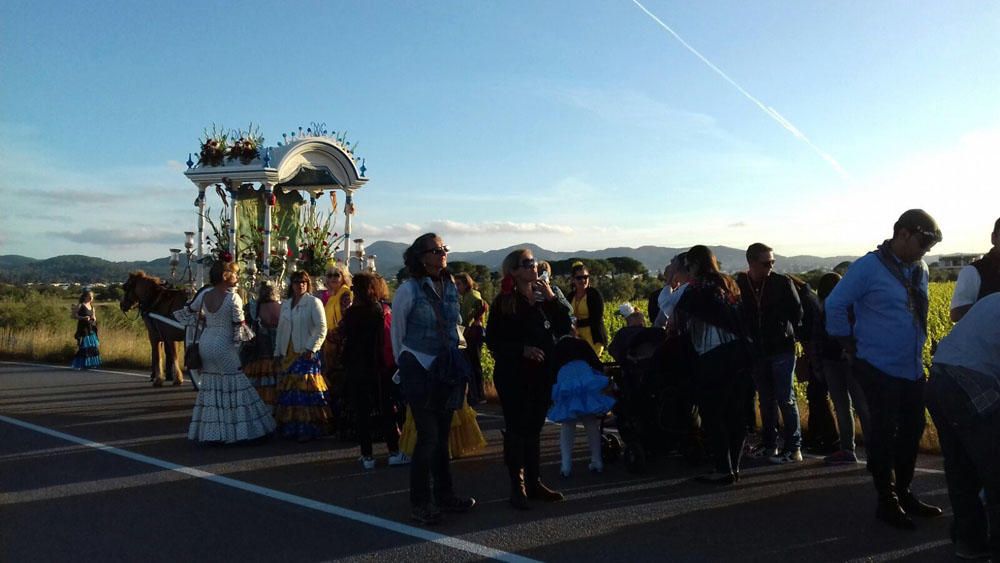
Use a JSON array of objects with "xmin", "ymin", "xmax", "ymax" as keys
[{"xmin": 609, "ymin": 327, "xmax": 702, "ymax": 472}]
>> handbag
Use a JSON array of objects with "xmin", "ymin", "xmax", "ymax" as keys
[
  {"xmin": 184, "ymin": 318, "xmax": 204, "ymax": 370},
  {"xmin": 421, "ymin": 284, "xmax": 472, "ymax": 389}
]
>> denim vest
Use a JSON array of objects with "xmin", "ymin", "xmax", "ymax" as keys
[{"xmin": 402, "ymin": 277, "xmax": 460, "ymax": 355}]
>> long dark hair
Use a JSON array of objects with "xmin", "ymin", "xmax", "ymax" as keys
[
  {"xmin": 686, "ymin": 245, "xmax": 740, "ymax": 298},
  {"xmin": 403, "ymin": 233, "xmax": 444, "ymax": 279},
  {"xmin": 350, "ymin": 272, "xmax": 380, "ymax": 307}
]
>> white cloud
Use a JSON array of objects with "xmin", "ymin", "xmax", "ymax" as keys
[{"xmin": 47, "ymin": 227, "xmax": 180, "ymax": 247}]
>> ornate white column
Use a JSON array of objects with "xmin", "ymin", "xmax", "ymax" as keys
[
  {"xmin": 343, "ymin": 189, "xmax": 354, "ymax": 266},
  {"xmin": 262, "ymin": 183, "xmax": 274, "ymax": 279},
  {"xmin": 227, "ymin": 181, "xmax": 239, "ymax": 263},
  {"xmin": 196, "ymin": 184, "xmax": 207, "ymax": 287}
]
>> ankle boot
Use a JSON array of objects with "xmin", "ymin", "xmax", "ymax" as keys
[
  {"xmin": 876, "ymin": 495, "xmax": 916, "ymax": 530},
  {"xmin": 509, "ymin": 468, "xmax": 529, "ymax": 510},
  {"xmin": 526, "ymin": 479, "xmax": 565, "ymax": 502},
  {"xmin": 899, "ymin": 491, "xmax": 943, "ymax": 518}
]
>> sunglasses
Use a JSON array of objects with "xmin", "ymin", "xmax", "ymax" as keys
[
  {"xmin": 292, "ymin": 279, "xmax": 308, "ymax": 285},
  {"xmin": 758, "ymin": 259, "xmax": 776, "ymax": 268},
  {"xmin": 518, "ymin": 258, "xmax": 537, "ymax": 270},
  {"xmin": 326, "ymin": 273, "xmax": 341, "ymax": 279},
  {"xmin": 574, "ymin": 275, "xmax": 590, "ymax": 281},
  {"xmin": 423, "ymin": 245, "xmax": 450, "ymax": 256},
  {"xmin": 912, "ymin": 228, "xmax": 940, "ymax": 250}
]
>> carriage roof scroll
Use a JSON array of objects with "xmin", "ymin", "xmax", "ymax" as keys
[{"xmin": 182, "ymin": 124, "xmax": 370, "ymax": 288}]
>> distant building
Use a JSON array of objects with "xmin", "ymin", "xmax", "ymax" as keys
[{"xmin": 936, "ymin": 253, "xmax": 982, "ymax": 272}]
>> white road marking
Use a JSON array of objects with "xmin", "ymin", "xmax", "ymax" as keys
[{"xmin": 0, "ymin": 413, "xmax": 539, "ymax": 563}]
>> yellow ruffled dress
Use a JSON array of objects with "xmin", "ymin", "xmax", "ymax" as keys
[{"xmin": 399, "ymin": 400, "xmax": 486, "ymax": 459}]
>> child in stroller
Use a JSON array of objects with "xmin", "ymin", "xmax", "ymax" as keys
[
  {"xmin": 608, "ymin": 322, "xmax": 701, "ymax": 472},
  {"xmin": 548, "ymin": 336, "xmax": 616, "ymax": 477}
]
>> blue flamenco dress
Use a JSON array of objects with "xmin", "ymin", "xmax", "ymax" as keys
[
  {"xmin": 71, "ymin": 305, "xmax": 101, "ymax": 370},
  {"xmin": 547, "ymin": 360, "xmax": 616, "ymax": 423}
]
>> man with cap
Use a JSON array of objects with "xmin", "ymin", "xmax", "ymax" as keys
[
  {"xmin": 825, "ymin": 209, "xmax": 944, "ymax": 530},
  {"xmin": 950, "ymin": 217, "xmax": 1000, "ymax": 322}
]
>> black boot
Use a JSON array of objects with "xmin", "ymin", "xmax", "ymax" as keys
[
  {"xmin": 876, "ymin": 495, "xmax": 916, "ymax": 530},
  {"xmin": 504, "ymin": 434, "xmax": 529, "ymax": 510},
  {"xmin": 899, "ymin": 491, "xmax": 943, "ymax": 518},
  {"xmin": 523, "ymin": 435, "xmax": 564, "ymax": 502},
  {"xmin": 509, "ymin": 467, "xmax": 529, "ymax": 510}
]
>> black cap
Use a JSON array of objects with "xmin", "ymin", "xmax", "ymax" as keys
[{"xmin": 894, "ymin": 209, "xmax": 942, "ymax": 244}]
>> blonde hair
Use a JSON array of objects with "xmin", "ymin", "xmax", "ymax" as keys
[{"xmin": 326, "ymin": 263, "xmax": 352, "ymax": 288}]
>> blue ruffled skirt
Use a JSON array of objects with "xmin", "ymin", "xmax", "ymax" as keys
[
  {"xmin": 547, "ymin": 360, "xmax": 616, "ymax": 423},
  {"xmin": 71, "ymin": 332, "xmax": 101, "ymax": 369}
]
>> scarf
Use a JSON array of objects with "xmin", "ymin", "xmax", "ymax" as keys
[{"xmin": 873, "ymin": 240, "xmax": 928, "ymax": 335}]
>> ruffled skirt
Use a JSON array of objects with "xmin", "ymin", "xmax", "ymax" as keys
[
  {"xmin": 548, "ymin": 360, "xmax": 616, "ymax": 423},
  {"xmin": 274, "ymin": 355, "xmax": 333, "ymax": 440},
  {"xmin": 71, "ymin": 333, "xmax": 101, "ymax": 369},
  {"xmin": 243, "ymin": 358, "xmax": 279, "ymax": 409},
  {"xmin": 188, "ymin": 371, "xmax": 277, "ymax": 443},
  {"xmin": 399, "ymin": 401, "xmax": 486, "ymax": 458}
]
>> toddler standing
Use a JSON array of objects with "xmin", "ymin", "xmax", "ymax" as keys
[{"xmin": 547, "ymin": 337, "xmax": 616, "ymax": 477}]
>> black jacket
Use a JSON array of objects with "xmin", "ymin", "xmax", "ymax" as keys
[
  {"xmin": 570, "ymin": 287, "xmax": 609, "ymax": 346},
  {"xmin": 735, "ymin": 272, "xmax": 803, "ymax": 356},
  {"xmin": 486, "ymin": 291, "xmax": 572, "ymax": 388}
]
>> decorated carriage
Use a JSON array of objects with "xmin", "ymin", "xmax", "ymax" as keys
[{"xmin": 121, "ymin": 123, "xmax": 375, "ymax": 387}]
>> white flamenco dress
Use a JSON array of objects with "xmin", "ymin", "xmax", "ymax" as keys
[{"xmin": 176, "ymin": 290, "xmax": 276, "ymax": 443}]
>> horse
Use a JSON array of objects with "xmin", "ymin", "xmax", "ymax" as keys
[{"xmin": 120, "ymin": 271, "xmax": 192, "ymax": 387}]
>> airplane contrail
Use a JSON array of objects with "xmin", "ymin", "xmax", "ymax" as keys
[{"xmin": 630, "ymin": 0, "xmax": 851, "ymax": 179}]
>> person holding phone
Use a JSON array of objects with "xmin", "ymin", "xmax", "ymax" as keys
[{"xmin": 487, "ymin": 249, "xmax": 573, "ymax": 510}]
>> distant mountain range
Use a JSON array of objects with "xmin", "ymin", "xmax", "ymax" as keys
[{"xmin": 1, "ymin": 243, "xmax": 877, "ymax": 284}]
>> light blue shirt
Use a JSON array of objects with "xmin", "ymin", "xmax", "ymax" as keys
[
  {"xmin": 824, "ymin": 251, "xmax": 928, "ymax": 381},
  {"xmin": 934, "ymin": 292, "xmax": 1000, "ymax": 381}
]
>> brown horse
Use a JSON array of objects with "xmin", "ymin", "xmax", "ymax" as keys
[{"xmin": 120, "ymin": 271, "xmax": 191, "ymax": 386}]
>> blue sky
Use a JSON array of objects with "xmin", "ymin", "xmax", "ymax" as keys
[{"xmin": 2, "ymin": 1, "xmax": 998, "ymax": 262}]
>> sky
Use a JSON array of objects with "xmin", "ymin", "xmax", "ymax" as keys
[{"xmin": 2, "ymin": 0, "xmax": 999, "ymax": 262}]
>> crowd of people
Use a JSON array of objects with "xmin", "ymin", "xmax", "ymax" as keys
[{"xmin": 74, "ymin": 210, "xmax": 997, "ymax": 558}]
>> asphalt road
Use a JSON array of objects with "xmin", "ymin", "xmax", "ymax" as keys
[{"xmin": 0, "ymin": 361, "xmax": 959, "ymax": 562}]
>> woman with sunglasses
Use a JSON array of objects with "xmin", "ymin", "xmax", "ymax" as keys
[
  {"xmin": 569, "ymin": 261, "xmax": 608, "ymax": 357},
  {"xmin": 273, "ymin": 271, "xmax": 332, "ymax": 442},
  {"xmin": 322, "ymin": 264, "xmax": 353, "ymax": 430},
  {"xmin": 487, "ymin": 249, "xmax": 572, "ymax": 510},
  {"xmin": 390, "ymin": 233, "xmax": 475, "ymax": 525}
]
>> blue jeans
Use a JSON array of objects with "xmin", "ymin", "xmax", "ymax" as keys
[{"xmin": 752, "ymin": 352, "xmax": 802, "ymax": 451}]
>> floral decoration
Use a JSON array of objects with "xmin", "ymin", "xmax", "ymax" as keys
[{"xmin": 198, "ymin": 124, "xmax": 228, "ymax": 167}]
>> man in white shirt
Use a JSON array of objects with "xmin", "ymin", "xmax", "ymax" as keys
[
  {"xmin": 950, "ymin": 218, "xmax": 1000, "ymax": 322},
  {"xmin": 654, "ymin": 252, "xmax": 689, "ymax": 328}
]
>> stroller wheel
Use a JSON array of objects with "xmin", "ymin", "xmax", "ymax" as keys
[
  {"xmin": 601, "ymin": 433, "xmax": 623, "ymax": 464},
  {"xmin": 624, "ymin": 444, "xmax": 647, "ymax": 473}
]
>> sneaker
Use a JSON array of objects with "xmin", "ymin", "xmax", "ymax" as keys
[
  {"xmin": 388, "ymin": 452, "xmax": 411, "ymax": 466},
  {"xmin": 437, "ymin": 495, "xmax": 476, "ymax": 513},
  {"xmin": 411, "ymin": 503, "xmax": 442, "ymax": 525},
  {"xmin": 824, "ymin": 449, "xmax": 859, "ymax": 465},
  {"xmin": 769, "ymin": 449, "xmax": 803, "ymax": 464},
  {"xmin": 749, "ymin": 445, "xmax": 778, "ymax": 459},
  {"xmin": 360, "ymin": 456, "xmax": 375, "ymax": 470}
]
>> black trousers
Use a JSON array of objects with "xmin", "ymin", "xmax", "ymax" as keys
[
  {"xmin": 410, "ymin": 405, "xmax": 455, "ymax": 506},
  {"xmin": 696, "ymin": 341, "xmax": 751, "ymax": 475},
  {"xmin": 800, "ymin": 348, "xmax": 840, "ymax": 450},
  {"xmin": 852, "ymin": 359, "xmax": 926, "ymax": 500},
  {"xmin": 464, "ymin": 325, "xmax": 485, "ymax": 403},
  {"xmin": 926, "ymin": 365, "xmax": 1000, "ymax": 557},
  {"xmin": 495, "ymin": 371, "xmax": 552, "ymax": 484},
  {"xmin": 348, "ymin": 374, "xmax": 400, "ymax": 458}
]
